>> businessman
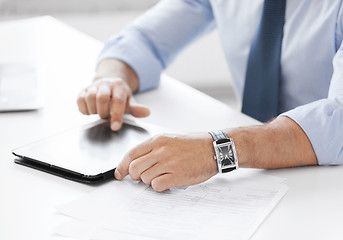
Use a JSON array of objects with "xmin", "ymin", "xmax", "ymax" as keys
[{"xmin": 77, "ymin": 0, "xmax": 343, "ymax": 192}]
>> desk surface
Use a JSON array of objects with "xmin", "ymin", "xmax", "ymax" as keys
[{"xmin": 0, "ymin": 17, "xmax": 342, "ymax": 240}]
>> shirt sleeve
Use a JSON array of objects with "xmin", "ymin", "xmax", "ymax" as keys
[
  {"xmin": 97, "ymin": 0, "xmax": 215, "ymax": 92},
  {"xmin": 280, "ymin": 40, "xmax": 343, "ymax": 165}
]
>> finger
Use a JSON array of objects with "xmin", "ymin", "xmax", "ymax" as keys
[
  {"xmin": 140, "ymin": 163, "xmax": 167, "ymax": 185},
  {"xmin": 151, "ymin": 173, "xmax": 176, "ymax": 192},
  {"xmin": 96, "ymin": 84, "xmax": 111, "ymax": 119},
  {"xmin": 85, "ymin": 86, "xmax": 98, "ymax": 114},
  {"xmin": 77, "ymin": 90, "xmax": 89, "ymax": 115},
  {"xmin": 129, "ymin": 154, "xmax": 160, "ymax": 181},
  {"xmin": 110, "ymin": 84, "xmax": 128, "ymax": 131},
  {"xmin": 115, "ymin": 139, "xmax": 153, "ymax": 180},
  {"xmin": 127, "ymin": 98, "xmax": 150, "ymax": 118}
]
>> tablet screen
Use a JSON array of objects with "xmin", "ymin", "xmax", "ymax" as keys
[{"xmin": 13, "ymin": 120, "xmax": 156, "ymax": 175}]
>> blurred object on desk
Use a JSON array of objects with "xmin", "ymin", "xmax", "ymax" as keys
[
  {"xmin": 0, "ymin": 62, "xmax": 43, "ymax": 112},
  {"xmin": 0, "ymin": 18, "xmax": 46, "ymax": 112}
]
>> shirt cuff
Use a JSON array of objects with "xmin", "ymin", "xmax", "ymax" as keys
[
  {"xmin": 279, "ymin": 99, "xmax": 343, "ymax": 165},
  {"xmin": 97, "ymin": 29, "xmax": 163, "ymax": 92}
]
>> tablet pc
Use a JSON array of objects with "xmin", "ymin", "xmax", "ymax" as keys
[{"xmin": 12, "ymin": 119, "xmax": 160, "ymax": 184}]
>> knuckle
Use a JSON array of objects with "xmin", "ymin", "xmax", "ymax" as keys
[
  {"xmin": 99, "ymin": 112, "xmax": 110, "ymax": 119},
  {"xmin": 140, "ymin": 175, "xmax": 151, "ymax": 185},
  {"xmin": 113, "ymin": 80, "xmax": 125, "ymax": 88},
  {"xmin": 126, "ymin": 150, "xmax": 136, "ymax": 160},
  {"xmin": 111, "ymin": 96, "xmax": 125, "ymax": 106},
  {"xmin": 96, "ymin": 94, "xmax": 109, "ymax": 104},
  {"xmin": 128, "ymin": 162, "xmax": 140, "ymax": 180},
  {"xmin": 158, "ymin": 145, "xmax": 168, "ymax": 154},
  {"xmin": 94, "ymin": 77, "xmax": 122, "ymax": 86},
  {"xmin": 130, "ymin": 175, "xmax": 140, "ymax": 181},
  {"xmin": 155, "ymin": 145, "xmax": 171, "ymax": 160},
  {"xmin": 111, "ymin": 113, "xmax": 123, "ymax": 122},
  {"xmin": 129, "ymin": 161, "xmax": 137, "ymax": 172},
  {"xmin": 152, "ymin": 134, "xmax": 168, "ymax": 144},
  {"xmin": 113, "ymin": 80, "xmax": 130, "ymax": 92},
  {"xmin": 129, "ymin": 173, "xmax": 140, "ymax": 181},
  {"xmin": 85, "ymin": 92, "xmax": 96, "ymax": 102}
]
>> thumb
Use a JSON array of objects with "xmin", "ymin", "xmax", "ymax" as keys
[
  {"xmin": 128, "ymin": 98, "xmax": 150, "ymax": 118},
  {"xmin": 115, "ymin": 138, "xmax": 152, "ymax": 180}
]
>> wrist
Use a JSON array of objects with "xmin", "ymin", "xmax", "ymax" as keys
[
  {"xmin": 224, "ymin": 126, "xmax": 264, "ymax": 168},
  {"xmin": 224, "ymin": 116, "xmax": 318, "ymax": 169},
  {"xmin": 223, "ymin": 125, "xmax": 263, "ymax": 169},
  {"xmin": 206, "ymin": 134, "xmax": 219, "ymax": 175}
]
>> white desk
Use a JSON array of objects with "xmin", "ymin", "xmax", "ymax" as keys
[{"xmin": 0, "ymin": 17, "xmax": 342, "ymax": 240}]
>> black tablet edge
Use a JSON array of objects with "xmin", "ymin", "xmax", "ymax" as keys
[{"xmin": 12, "ymin": 152, "xmax": 116, "ymax": 185}]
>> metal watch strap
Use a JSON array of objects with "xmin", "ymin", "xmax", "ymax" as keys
[{"xmin": 209, "ymin": 130, "xmax": 229, "ymax": 142}]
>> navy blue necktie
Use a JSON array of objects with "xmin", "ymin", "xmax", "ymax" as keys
[{"xmin": 242, "ymin": 0, "xmax": 286, "ymax": 122}]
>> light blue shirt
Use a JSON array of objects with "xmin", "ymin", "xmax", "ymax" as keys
[{"xmin": 98, "ymin": 0, "xmax": 343, "ymax": 166}]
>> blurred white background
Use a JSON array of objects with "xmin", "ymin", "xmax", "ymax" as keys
[{"xmin": 0, "ymin": 0, "xmax": 239, "ymax": 109}]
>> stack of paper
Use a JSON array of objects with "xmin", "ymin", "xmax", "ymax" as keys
[{"xmin": 54, "ymin": 170, "xmax": 288, "ymax": 240}]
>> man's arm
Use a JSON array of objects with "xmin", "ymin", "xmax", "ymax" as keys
[
  {"xmin": 229, "ymin": 116, "xmax": 317, "ymax": 169},
  {"xmin": 97, "ymin": 0, "xmax": 216, "ymax": 92},
  {"xmin": 115, "ymin": 24, "xmax": 343, "ymax": 190},
  {"xmin": 277, "ymin": 33, "xmax": 343, "ymax": 166},
  {"xmin": 114, "ymin": 116, "xmax": 317, "ymax": 192},
  {"xmin": 77, "ymin": 0, "xmax": 216, "ymax": 130}
]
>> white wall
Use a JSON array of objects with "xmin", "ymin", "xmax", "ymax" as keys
[
  {"xmin": 0, "ymin": 0, "xmax": 239, "ymax": 108},
  {"xmin": 0, "ymin": 0, "xmax": 159, "ymax": 15}
]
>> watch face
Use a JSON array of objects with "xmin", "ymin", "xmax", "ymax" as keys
[{"xmin": 218, "ymin": 143, "xmax": 235, "ymax": 167}]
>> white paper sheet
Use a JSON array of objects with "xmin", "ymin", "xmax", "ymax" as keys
[{"xmin": 55, "ymin": 170, "xmax": 288, "ymax": 240}]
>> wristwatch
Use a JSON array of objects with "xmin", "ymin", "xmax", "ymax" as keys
[{"xmin": 209, "ymin": 130, "xmax": 239, "ymax": 173}]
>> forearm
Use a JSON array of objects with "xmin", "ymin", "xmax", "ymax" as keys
[
  {"xmin": 96, "ymin": 0, "xmax": 215, "ymax": 93},
  {"xmin": 95, "ymin": 58, "xmax": 139, "ymax": 92},
  {"xmin": 113, "ymin": 116, "xmax": 318, "ymax": 192},
  {"xmin": 227, "ymin": 116, "xmax": 318, "ymax": 169}
]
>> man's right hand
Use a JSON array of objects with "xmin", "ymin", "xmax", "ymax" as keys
[{"xmin": 77, "ymin": 59, "xmax": 150, "ymax": 131}]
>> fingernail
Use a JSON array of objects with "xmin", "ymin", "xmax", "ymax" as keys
[
  {"xmin": 111, "ymin": 121, "xmax": 120, "ymax": 130},
  {"xmin": 115, "ymin": 169, "xmax": 121, "ymax": 180}
]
